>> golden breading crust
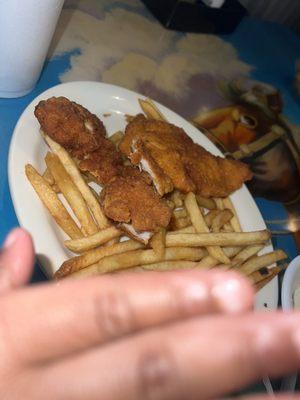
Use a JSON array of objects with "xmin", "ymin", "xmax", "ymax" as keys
[
  {"xmin": 35, "ymin": 97, "xmax": 106, "ymax": 158},
  {"xmin": 100, "ymin": 173, "xmax": 171, "ymax": 232},
  {"xmin": 77, "ymin": 142, "xmax": 124, "ymax": 186},
  {"xmin": 34, "ymin": 98, "xmax": 172, "ymax": 233},
  {"xmin": 35, "ymin": 97, "xmax": 125, "ymax": 185},
  {"xmin": 129, "ymin": 139, "xmax": 174, "ymax": 196},
  {"xmin": 120, "ymin": 115, "xmax": 252, "ymax": 198}
]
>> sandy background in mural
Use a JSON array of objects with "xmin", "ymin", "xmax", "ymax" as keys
[{"xmin": 48, "ymin": 0, "xmax": 253, "ymax": 118}]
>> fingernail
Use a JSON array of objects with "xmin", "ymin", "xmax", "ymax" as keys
[
  {"xmin": 211, "ymin": 277, "xmax": 245, "ymax": 314},
  {"xmin": 3, "ymin": 229, "xmax": 21, "ymax": 250},
  {"xmin": 181, "ymin": 282, "xmax": 210, "ymax": 313}
]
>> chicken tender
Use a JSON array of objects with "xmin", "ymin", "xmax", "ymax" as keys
[
  {"xmin": 34, "ymin": 98, "xmax": 172, "ymax": 236},
  {"xmin": 120, "ymin": 115, "xmax": 252, "ymax": 198},
  {"xmin": 35, "ymin": 97, "xmax": 106, "ymax": 158},
  {"xmin": 78, "ymin": 140, "xmax": 124, "ymax": 185},
  {"xmin": 35, "ymin": 97, "xmax": 125, "ymax": 185},
  {"xmin": 100, "ymin": 173, "xmax": 171, "ymax": 233},
  {"xmin": 129, "ymin": 139, "xmax": 174, "ymax": 196}
]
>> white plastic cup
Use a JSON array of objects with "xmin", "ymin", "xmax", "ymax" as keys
[{"xmin": 0, "ymin": 0, "xmax": 64, "ymax": 98}]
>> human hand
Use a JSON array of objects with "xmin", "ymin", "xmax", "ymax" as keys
[
  {"xmin": 0, "ymin": 228, "xmax": 34, "ymax": 292},
  {"xmin": 0, "ymin": 228, "xmax": 299, "ymax": 399}
]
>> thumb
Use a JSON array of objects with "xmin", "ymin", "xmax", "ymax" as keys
[{"xmin": 0, "ymin": 228, "xmax": 34, "ymax": 293}]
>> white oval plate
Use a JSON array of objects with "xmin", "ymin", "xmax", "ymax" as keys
[{"xmin": 8, "ymin": 81, "xmax": 277, "ymax": 309}]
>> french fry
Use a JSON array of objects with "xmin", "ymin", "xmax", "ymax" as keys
[
  {"xmin": 43, "ymin": 167, "xmax": 55, "ymax": 185},
  {"xmin": 150, "ymin": 228, "xmax": 166, "ymax": 259},
  {"xmin": 135, "ymin": 260, "xmax": 197, "ymax": 271},
  {"xmin": 82, "ymin": 173, "xmax": 95, "ymax": 184},
  {"xmin": 254, "ymin": 276, "xmax": 274, "ymax": 291},
  {"xmin": 172, "ymin": 211, "xmax": 225, "ymax": 232},
  {"xmin": 29, "ymin": 102, "xmax": 287, "ymax": 286},
  {"xmin": 211, "ymin": 209, "xmax": 234, "ymax": 232},
  {"xmin": 169, "ymin": 226, "xmax": 195, "ymax": 234},
  {"xmin": 196, "ymin": 246, "xmax": 241, "ymax": 269},
  {"xmin": 184, "ymin": 193, "xmax": 208, "ymax": 234},
  {"xmin": 166, "ymin": 230, "xmax": 270, "ymax": 248},
  {"xmin": 214, "ymin": 198, "xmax": 224, "ymax": 210},
  {"xmin": 222, "ymin": 197, "xmax": 242, "ymax": 232},
  {"xmin": 52, "ymin": 183, "xmax": 61, "ymax": 193},
  {"xmin": 56, "ymin": 240, "xmax": 144, "ymax": 278},
  {"xmin": 43, "ymin": 167, "xmax": 60, "ymax": 192},
  {"xmin": 64, "ymin": 226, "xmax": 122, "ymax": 253},
  {"xmin": 230, "ymin": 244, "xmax": 264, "ymax": 268},
  {"xmin": 170, "ymin": 216, "xmax": 191, "ymax": 230},
  {"xmin": 25, "ymin": 164, "xmax": 83, "ymax": 239},
  {"xmin": 184, "ymin": 192, "xmax": 230, "ymax": 264},
  {"xmin": 214, "ymin": 198, "xmax": 233, "ymax": 231},
  {"xmin": 109, "ymin": 131, "xmax": 124, "ymax": 146},
  {"xmin": 173, "ymin": 208, "xmax": 187, "ymax": 219},
  {"xmin": 166, "ymin": 199, "xmax": 175, "ymax": 210},
  {"xmin": 72, "ymin": 247, "xmax": 206, "ymax": 276},
  {"xmin": 138, "ymin": 98, "xmax": 167, "ymax": 121},
  {"xmin": 254, "ymin": 265, "xmax": 287, "ymax": 291},
  {"xmin": 124, "ymin": 266, "xmax": 144, "ymax": 273},
  {"xmin": 203, "ymin": 209, "xmax": 221, "ymax": 228},
  {"xmin": 249, "ymin": 267, "xmax": 272, "ymax": 285},
  {"xmin": 44, "ymin": 134, "xmax": 109, "ymax": 229},
  {"xmin": 238, "ymin": 250, "xmax": 287, "ymax": 276},
  {"xmin": 194, "ymin": 255, "xmax": 219, "ymax": 270},
  {"xmin": 45, "ymin": 152, "xmax": 98, "ymax": 236},
  {"xmin": 249, "ymin": 264, "xmax": 286, "ymax": 285},
  {"xmin": 221, "ymin": 225, "xmax": 234, "ymax": 232},
  {"xmin": 89, "ymin": 186, "xmax": 100, "ymax": 201},
  {"xmin": 89, "ymin": 186, "xmax": 119, "ymax": 244},
  {"xmin": 196, "ymin": 195, "xmax": 216, "ymax": 210},
  {"xmin": 171, "ymin": 191, "xmax": 184, "ymax": 208},
  {"xmin": 105, "ymin": 237, "xmax": 120, "ymax": 246}
]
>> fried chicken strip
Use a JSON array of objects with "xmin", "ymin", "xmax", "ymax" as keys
[
  {"xmin": 34, "ymin": 98, "xmax": 171, "ymax": 237},
  {"xmin": 35, "ymin": 97, "xmax": 106, "ymax": 157},
  {"xmin": 129, "ymin": 139, "xmax": 174, "ymax": 196},
  {"xmin": 120, "ymin": 115, "xmax": 252, "ymax": 198},
  {"xmin": 35, "ymin": 97, "xmax": 124, "ymax": 185},
  {"xmin": 100, "ymin": 172, "xmax": 171, "ymax": 239}
]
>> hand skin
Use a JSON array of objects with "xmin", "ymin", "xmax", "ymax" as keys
[{"xmin": 0, "ymin": 228, "xmax": 299, "ymax": 399}]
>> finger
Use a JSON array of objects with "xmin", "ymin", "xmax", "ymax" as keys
[
  {"xmin": 237, "ymin": 397, "xmax": 300, "ymax": 400},
  {"xmin": 1, "ymin": 270, "xmax": 253, "ymax": 364},
  {"xmin": 38, "ymin": 312, "xmax": 300, "ymax": 400},
  {"xmin": 0, "ymin": 228, "xmax": 34, "ymax": 292}
]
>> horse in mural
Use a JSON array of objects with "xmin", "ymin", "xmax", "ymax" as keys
[{"xmin": 193, "ymin": 81, "xmax": 300, "ymax": 247}]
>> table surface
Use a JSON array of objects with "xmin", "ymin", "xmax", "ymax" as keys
[{"xmin": 1, "ymin": 0, "xmax": 300, "ymax": 393}]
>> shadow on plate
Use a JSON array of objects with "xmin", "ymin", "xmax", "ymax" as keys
[{"xmin": 30, "ymin": 255, "xmax": 49, "ymax": 284}]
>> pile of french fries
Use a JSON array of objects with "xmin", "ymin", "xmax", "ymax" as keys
[{"xmin": 25, "ymin": 98, "xmax": 288, "ymax": 290}]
